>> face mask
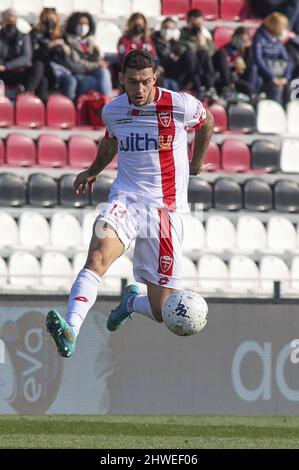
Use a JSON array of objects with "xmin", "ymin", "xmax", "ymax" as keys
[
  {"xmin": 5, "ymin": 24, "xmax": 17, "ymax": 36},
  {"xmin": 232, "ymin": 37, "xmax": 244, "ymax": 49},
  {"xmin": 76, "ymin": 24, "xmax": 90, "ymax": 37},
  {"xmin": 44, "ymin": 18, "xmax": 56, "ymax": 32},
  {"xmin": 132, "ymin": 25, "xmax": 145, "ymax": 35},
  {"xmin": 161, "ymin": 28, "xmax": 177, "ymax": 41}
]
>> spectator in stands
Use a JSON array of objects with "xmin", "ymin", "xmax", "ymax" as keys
[
  {"xmin": 286, "ymin": 34, "xmax": 299, "ymax": 80},
  {"xmin": 31, "ymin": 7, "xmax": 77, "ymax": 100},
  {"xmin": 214, "ymin": 27, "xmax": 254, "ymax": 101},
  {"xmin": 118, "ymin": 13, "xmax": 158, "ymax": 63},
  {"xmin": 65, "ymin": 11, "xmax": 113, "ymax": 97},
  {"xmin": 252, "ymin": 12, "xmax": 292, "ymax": 105},
  {"xmin": 0, "ymin": 8, "xmax": 47, "ymax": 101},
  {"xmin": 179, "ymin": 8, "xmax": 218, "ymax": 101},
  {"xmin": 252, "ymin": 0, "xmax": 299, "ymax": 35}
]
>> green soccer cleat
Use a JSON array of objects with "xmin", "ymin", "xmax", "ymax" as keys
[
  {"xmin": 106, "ymin": 284, "xmax": 140, "ymax": 332},
  {"xmin": 46, "ymin": 309, "xmax": 76, "ymax": 358}
]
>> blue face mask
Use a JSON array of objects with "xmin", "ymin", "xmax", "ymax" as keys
[{"xmin": 232, "ymin": 37, "xmax": 244, "ymax": 49}]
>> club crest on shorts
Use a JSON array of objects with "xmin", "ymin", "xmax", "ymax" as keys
[
  {"xmin": 158, "ymin": 112, "xmax": 172, "ymax": 128},
  {"xmin": 160, "ymin": 255, "xmax": 173, "ymax": 274}
]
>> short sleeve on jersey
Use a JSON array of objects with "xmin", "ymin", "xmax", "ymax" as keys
[
  {"xmin": 182, "ymin": 93, "xmax": 207, "ymax": 129},
  {"xmin": 101, "ymin": 103, "xmax": 115, "ymax": 138}
]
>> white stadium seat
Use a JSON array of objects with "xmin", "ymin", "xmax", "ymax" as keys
[
  {"xmin": 197, "ymin": 254, "xmax": 229, "ymax": 294},
  {"xmin": 0, "ymin": 213, "xmax": 18, "ymax": 248},
  {"xmin": 257, "ymin": 100, "xmax": 287, "ymax": 134},
  {"xmin": 41, "ymin": 252, "xmax": 73, "ymax": 290},
  {"xmin": 182, "ymin": 214, "xmax": 205, "ymax": 256},
  {"xmin": 13, "ymin": 0, "xmax": 40, "ymax": 14},
  {"xmin": 95, "ymin": 21, "xmax": 122, "ymax": 55},
  {"xmin": 1, "ymin": 1, "xmax": 13, "ymax": 10},
  {"xmin": 289, "ymin": 256, "xmax": 299, "ymax": 294},
  {"xmin": 42, "ymin": 0, "xmax": 73, "ymax": 15},
  {"xmin": 73, "ymin": 252, "xmax": 87, "ymax": 276},
  {"xmin": 181, "ymin": 256, "xmax": 197, "ymax": 290},
  {"xmin": 50, "ymin": 213, "xmax": 82, "ymax": 249},
  {"xmin": 19, "ymin": 212, "xmax": 50, "ymax": 248},
  {"xmin": 0, "ymin": 257, "xmax": 8, "ymax": 287},
  {"xmin": 82, "ymin": 212, "xmax": 95, "ymax": 246},
  {"xmin": 102, "ymin": 0, "xmax": 132, "ymax": 16},
  {"xmin": 280, "ymin": 139, "xmax": 299, "ymax": 173},
  {"xmin": 259, "ymin": 256, "xmax": 290, "ymax": 295},
  {"xmin": 131, "ymin": 0, "xmax": 161, "ymax": 16},
  {"xmin": 236, "ymin": 215, "xmax": 266, "ymax": 253},
  {"xmin": 267, "ymin": 216, "xmax": 296, "ymax": 252},
  {"xmin": 229, "ymin": 255, "xmax": 259, "ymax": 295},
  {"xmin": 287, "ymin": 100, "xmax": 299, "ymax": 135},
  {"xmin": 205, "ymin": 215, "xmax": 237, "ymax": 251},
  {"xmin": 8, "ymin": 252, "xmax": 40, "ymax": 288},
  {"xmin": 72, "ymin": 0, "xmax": 102, "ymax": 15},
  {"xmin": 101, "ymin": 255, "xmax": 133, "ymax": 294}
]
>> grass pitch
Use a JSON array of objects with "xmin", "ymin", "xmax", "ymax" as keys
[{"xmin": 0, "ymin": 415, "xmax": 299, "ymax": 449}]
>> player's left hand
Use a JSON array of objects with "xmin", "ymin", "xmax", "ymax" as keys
[{"xmin": 189, "ymin": 162, "xmax": 212, "ymax": 175}]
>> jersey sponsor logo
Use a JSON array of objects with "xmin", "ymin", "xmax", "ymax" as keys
[
  {"xmin": 158, "ymin": 112, "xmax": 172, "ymax": 128},
  {"xmin": 119, "ymin": 133, "xmax": 173, "ymax": 152},
  {"xmin": 159, "ymin": 255, "xmax": 173, "ymax": 274},
  {"xmin": 127, "ymin": 109, "xmax": 156, "ymax": 117},
  {"xmin": 159, "ymin": 135, "xmax": 173, "ymax": 149},
  {"xmin": 158, "ymin": 277, "xmax": 169, "ymax": 285},
  {"xmin": 116, "ymin": 118, "xmax": 132, "ymax": 124},
  {"xmin": 74, "ymin": 296, "xmax": 89, "ymax": 303},
  {"xmin": 175, "ymin": 300, "xmax": 189, "ymax": 318}
]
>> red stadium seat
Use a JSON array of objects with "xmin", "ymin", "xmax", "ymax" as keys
[
  {"xmin": 0, "ymin": 96, "xmax": 14, "ymax": 127},
  {"xmin": 219, "ymin": 0, "xmax": 250, "ymax": 20},
  {"xmin": 221, "ymin": 139, "xmax": 251, "ymax": 172},
  {"xmin": 76, "ymin": 95, "xmax": 93, "ymax": 129},
  {"xmin": 213, "ymin": 26, "xmax": 234, "ymax": 49},
  {"xmin": 0, "ymin": 139, "xmax": 5, "ymax": 164},
  {"xmin": 161, "ymin": 0, "xmax": 190, "ymax": 15},
  {"xmin": 47, "ymin": 94, "xmax": 76, "ymax": 129},
  {"xmin": 6, "ymin": 134, "xmax": 36, "ymax": 166},
  {"xmin": 190, "ymin": 0, "xmax": 219, "ymax": 19},
  {"xmin": 69, "ymin": 135, "xmax": 98, "ymax": 168},
  {"xmin": 209, "ymin": 103, "xmax": 228, "ymax": 133},
  {"xmin": 38, "ymin": 135, "xmax": 68, "ymax": 167},
  {"xmin": 15, "ymin": 93, "xmax": 45, "ymax": 128},
  {"xmin": 203, "ymin": 141, "xmax": 221, "ymax": 171}
]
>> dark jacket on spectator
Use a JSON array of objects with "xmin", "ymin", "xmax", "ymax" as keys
[
  {"xmin": 65, "ymin": 34, "xmax": 100, "ymax": 74},
  {"xmin": 0, "ymin": 29, "xmax": 32, "ymax": 71},
  {"xmin": 151, "ymin": 30, "xmax": 185, "ymax": 69}
]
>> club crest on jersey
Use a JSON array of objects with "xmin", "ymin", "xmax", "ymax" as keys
[
  {"xmin": 158, "ymin": 112, "xmax": 172, "ymax": 128},
  {"xmin": 160, "ymin": 255, "xmax": 173, "ymax": 274}
]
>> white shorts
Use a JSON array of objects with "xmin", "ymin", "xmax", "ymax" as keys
[{"xmin": 95, "ymin": 197, "xmax": 183, "ymax": 289}]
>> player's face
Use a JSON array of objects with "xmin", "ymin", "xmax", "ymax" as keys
[{"xmin": 120, "ymin": 68, "xmax": 157, "ymax": 107}]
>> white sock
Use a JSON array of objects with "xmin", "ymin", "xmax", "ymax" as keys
[
  {"xmin": 67, "ymin": 268, "xmax": 101, "ymax": 336},
  {"xmin": 129, "ymin": 295, "xmax": 157, "ymax": 322}
]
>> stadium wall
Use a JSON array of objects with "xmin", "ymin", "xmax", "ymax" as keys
[{"xmin": 0, "ymin": 296, "xmax": 299, "ymax": 415}]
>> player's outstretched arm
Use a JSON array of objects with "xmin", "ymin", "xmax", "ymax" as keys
[
  {"xmin": 74, "ymin": 136, "xmax": 118, "ymax": 195},
  {"xmin": 189, "ymin": 110, "xmax": 214, "ymax": 176}
]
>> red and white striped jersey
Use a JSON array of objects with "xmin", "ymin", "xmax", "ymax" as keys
[{"xmin": 101, "ymin": 87, "xmax": 206, "ymax": 213}]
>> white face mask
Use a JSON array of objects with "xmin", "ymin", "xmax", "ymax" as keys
[
  {"xmin": 76, "ymin": 24, "xmax": 90, "ymax": 37},
  {"xmin": 161, "ymin": 28, "xmax": 177, "ymax": 41}
]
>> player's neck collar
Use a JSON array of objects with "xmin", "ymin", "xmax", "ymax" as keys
[{"xmin": 127, "ymin": 87, "xmax": 161, "ymax": 107}]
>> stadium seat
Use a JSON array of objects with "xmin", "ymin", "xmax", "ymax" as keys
[
  {"xmin": 102, "ymin": 0, "xmax": 132, "ymax": 16},
  {"xmin": 219, "ymin": 0, "xmax": 249, "ymax": 20},
  {"xmin": 132, "ymin": 0, "xmax": 161, "ymax": 16},
  {"xmin": 209, "ymin": 103, "xmax": 228, "ymax": 133},
  {"xmin": 27, "ymin": 173, "xmax": 58, "ymax": 207},
  {"xmin": 41, "ymin": 0, "xmax": 73, "ymax": 15},
  {"xmin": 229, "ymin": 255, "xmax": 259, "ymax": 294},
  {"xmin": 101, "ymin": 255, "xmax": 133, "ymax": 294},
  {"xmin": 0, "ymin": 213, "xmax": 18, "ymax": 249},
  {"xmin": 13, "ymin": 0, "xmax": 42, "ymax": 14},
  {"xmin": 257, "ymin": 100, "xmax": 287, "ymax": 134},
  {"xmin": 47, "ymin": 94, "xmax": 76, "ymax": 129},
  {"xmin": 0, "ymin": 173, "xmax": 26, "ymax": 207},
  {"xmin": 73, "ymin": 251, "xmax": 87, "ymax": 276},
  {"xmin": 280, "ymin": 139, "xmax": 299, "ymax": 173},
  {"xmin": 0, "ymin": 256, "xmax": 8, "ymax": 287},
  {"xmin": 286, "ymin": 100, "xmax": 299, "ymax": 135},
  {"xmin": 82, "ymin": 212, "xmax": 96, "ymax": 246},
  {"xmin": 15, "ymin": 94, "xmax": 45, "ymax": 128},
  {"xmin": 68, "ymin": 135, "xmax": 97, "ymax": 168},
  {"xmin": 221, "ymin": 139, "xmax": 251, "ymax": 172},
  {"xmin": 289, "ymin": 256, "xmax": 299, "ymax": 293},
  {"xmin": 274, "ymin": 180, "xmax": 299, "ymax": 212},
  {"xmin": 50, "ymin": 213, "xmax": 82, "ymax": 249},
  {"xmin": 161, "ymin": 0, "xmax": 189, "ymax": 15},
  {"xmin": 72, "ymin": 0, "xmax": 101, "ymax": 15},
  {"xmin": 251, "ymin": 140, "xmax": 281, "ymax": 173},
  {"xmin": 188, "ymin": 177, "xmax": 212, "ymax": 210},
  {"xmin": 37, "ymin": 134, "xmax": 68, "ymax": 167},
  {"xmin": 40, "ymin": 252, "xmax": 73, "ymax": 290},
  {"xmin": 205, "ymin": 215, "xmax": 237, "ymax": 251},
  {"xmin": 236, "ymin": 215, "xmax": 267, "ymax": 252},
  {"xmin": 214, "ymin": 177, "xmax": 242, "ymax": 210},
  {"xmin": 0, "ymin": 139, "xmax": 5, "ymax": 164},
  {"xmin": 8, "ymin": 252, "xmax": 40, "ymax": 288},
  {"xmin": 6, "ymin": 134, "xmax": 36, "ymax": 166},
  {"xmin": 243, "ymin": 178, "xmax": 273, "ymax": 211},
  {"xmin": 267, "ymin": 216, "xmax": 296, "ymax": 253},
  {"xmin": 181, "ymin": 256, "xmax": 198, "ymax": 290},
  {"xmin": 190, "ymin": 1, "xmax": 219, "ymax": 19},
  {"xmin": 181, "ymin": 214, "xmax": 205, "ymax": 256},
  {"xmin": 198, "ymin": 254, "xmax": 229, "ymax": 293},
  {"xmin": 203, "ymin": 141, "xmax": 221, "ymax": 171},
  {"xmin": 19, "ymin": 212, "xmax": 50, "ymax": 248},
  {"xmin": 92, "ymin": 176, "xmax": 114, "ymax": 205},
  {"xmin": 228, "ymin": 102, "xmax": 256, "ymax": 133},
  {"xmin": 59, "ymin": 174, "xmax": 90, "ymax": 208},
  {"xmin": 0, "ymin": 96, "xmax": 14, "ymax": 127},
  {"xmin": 259, "ymin": 256, "xmax": 290, "ymax": 295},
  {"xmin": 213, "ymin": 26, "xmax": 234, "ymax": 49},
  {"xmin": 95, "ymin": 21, "xmax": 122, "ymax": 55}
]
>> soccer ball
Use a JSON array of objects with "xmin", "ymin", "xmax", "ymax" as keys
[{"xmin": 162, "ymin": 290, "xmax": 208, "ymax": 336}]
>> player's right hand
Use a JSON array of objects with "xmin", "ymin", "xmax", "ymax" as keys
[{"xmin": 74, "ymin": 170, "xmax": 97, "ymax": 195}]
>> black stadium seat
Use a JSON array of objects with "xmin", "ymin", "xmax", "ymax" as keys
[
  {"xmin": 188, "ymin": 177, "xmax": 212, "ymax": 210},
  {"xmin": 251, "ymin": 140, "xmax": 281, "ymax": 172},
  {"xmin": 0, "ymin": 173, "xmax": 26, "ymax": 207},
  {"xmin": 243, "ymin": 178, "xmax": 273, "ymax": 211},
  {"xmin": 28, "ymin": 173, "xmax": 58, "ymax": 207},
  {"xmin": 274, "ymin": 180, "xmax": 299, "ymax": 213},
  {"xmin": 228, "ymin": 102, "xmax": 256, "ymax": 133},
  {"xmin": 92, "ymin": 177, "xmax": 114, "ymax": 205},
  {"xmin": 214, "ymin": 177, "xmax": 242, "ymax": 210},
  {"xmin": 59, "ymin": 174, "xmax": 90, "ymax": 208}
]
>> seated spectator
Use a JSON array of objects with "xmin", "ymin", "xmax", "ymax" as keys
[
  {"xmin": 0, "ymin": 8, "xmax": 47, "ymax": 101},
  {"xmin": 179, "ymin": 8, "xmax": 218, "ymax": 101},
  {"xmin": 65, "ymin": 11, "xmax": 113, "ymax": 97},
  {"xmin": 31, "ymin": 7, "xmax": 77, "ymax": 100},
  {"xmin": 286, "ymin": 34, "xmax": 299, "ymax": 79},
  {"xmin": 252, "ymin": 12, "xmax": 292, "ymax": 105},
  {"xmin": 214, "ymin": 27, "xmax": 254, "ymax": 101},
  {"xmin": 252, "ymin": 0, "xmax": 299, "ymax": 35}
]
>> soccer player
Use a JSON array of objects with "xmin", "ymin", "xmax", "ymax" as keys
[{"xmin": 46, "ymin": 50, "xmax": 214, "ymax": 357}]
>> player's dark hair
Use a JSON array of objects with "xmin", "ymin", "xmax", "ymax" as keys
[
  {"xmin": 187, "ymin": 8, "xmax": 204, "ymax": 21},
  {"xmin": 122, "ymin": 50, "xmax": 156, "ymax": 74}
]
